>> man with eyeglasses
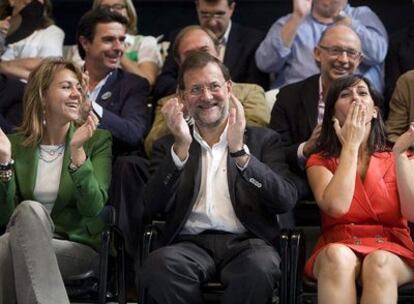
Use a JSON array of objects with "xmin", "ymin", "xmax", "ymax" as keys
[
  {"xmin": 255, "ymin": 0, "xmax": 387, "ymax": 93},
  {"xmin": 144, "ymin": 25, "xmax": 270, "ymax": 157},
  {"xmin": 140, "ymin": 51, "xmax": 298, "ymax": 304},
  {"xmin": 269, "ymin": 24, "xmax": 364, "ymax": 200},
  {"xmin": 152, "ymin": 0, "xmax": 269, "ymax": 103}
]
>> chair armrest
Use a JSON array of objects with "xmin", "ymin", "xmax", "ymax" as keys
[
  {"xmin": 279, "ymin": 229, "xmax": 289, "ymax": 304},
  {"xmin": 289, "ymin": 229, "xmax": 305, "ymax": 304}
]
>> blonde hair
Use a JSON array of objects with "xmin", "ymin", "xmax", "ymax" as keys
[
  {"xmin": 17, "ymin": 58, "xmax": 84, "ymax": 146},
  {"xmin": 92, "ymin": 0, "xmax": 138, "ymax": 34}
]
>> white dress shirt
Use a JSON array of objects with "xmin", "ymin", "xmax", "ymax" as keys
[
  {"xmin": 88, "ymin": 72, "xmax": 113, "ymax": 118},
  {"xmin": 171, "ymin": 125, "xmax": 247, "ymax": 235}
]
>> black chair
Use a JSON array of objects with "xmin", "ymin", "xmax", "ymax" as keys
[
  {"xmin": 289, "ymin": 220, "xmax": 414, "ymax": 304},
  {"xmin": 64, "ymin": 205, "xmax": 127, "ymax": 304},
  {"xmin": 138, "ymin": 219, "xmax": 290, "ymax": 304}
]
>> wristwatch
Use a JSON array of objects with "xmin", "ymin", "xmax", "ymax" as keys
[
  {"xmin": 333, "ymin": 10, "xmax": 347, "ymax": 23},
  {"xmin": 229, "ymin": 144, "xmax": 250, "ymax": 158}
]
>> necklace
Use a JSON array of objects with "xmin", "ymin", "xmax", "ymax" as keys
[{"xmin": 39, "ymin": 144, "xmax": 65, "ymax": 163}]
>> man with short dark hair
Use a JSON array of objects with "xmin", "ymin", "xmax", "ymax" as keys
[
  {"xmin": 153, "ymin": 0, "xmax": 268, "ymax": 102},
  {"xmin": 77, "ymin": 8, "xmax": 149, "ymax": 156},
  {"xmin": 140, "ymin": 51, "xmax": 297, "ymax": 304}
]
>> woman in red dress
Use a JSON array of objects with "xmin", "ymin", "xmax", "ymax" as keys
[{"xmin": 305, "ymin": 74, "xmax": 414, "ymax": 304}]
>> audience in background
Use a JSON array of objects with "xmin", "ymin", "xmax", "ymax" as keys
[
  {"xmin": 145, "ymin": 25, "xmax": 269, "ymax": 156},
  {"xmin": 140, "ymin": 51, "xmax": 297, "ymax": 304},
  {"xmin": 0, "ymin": 0, "xmax": 64, "ymax": 80},
  {"xmin": 0, "ymin": 0, "xmax": 64, "ymax": 133},
  {"xmin": 153, "ymin": 0, "xmax": 269, "ymax": 102},
  {"xmin": 0, "ymin": 58, "xmax": 112, "ymax": 304},
  {"xmin": 385, "ymin": 70, "xmax": 414, "ymax": 143},
  {"xmin": 305, "ymin": 75, "xmax": 414, "ymax": 304},
  {"xmin": 385, "ymin": 22, "xmax": 414, "ymax": 103},
  {"xmin": 77, "ymin": 8, "xmax": 150, "ymax": 156},
  {"xmin": 269, "ymin": 24, "xmax": 363, "ymax": 200},
  {"xmin": 92, "ymin": 0, "xmax": 162, "ymax": 86},
  {"xmin": 255, "ymin": 0, "xmax": 387, "ymax": 93}
]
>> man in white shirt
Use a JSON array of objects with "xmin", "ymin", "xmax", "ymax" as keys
[{"xmin": 140, "ymin": 51, "xmax": 298, "ymax": 304}]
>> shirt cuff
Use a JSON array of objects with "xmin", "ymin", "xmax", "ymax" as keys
[
  {"xmin": 171, "ymin": 145, "xmax": 188, "ymax": 169},
  {"xmin": 92, "ymin": 101, "xmax": 104, "ymax": 118},
  {"xmin": 297, "ymin": 142, "xmax": 307, "ymax": 170}
]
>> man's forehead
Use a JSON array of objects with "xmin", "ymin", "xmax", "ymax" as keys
[
  {"xmin": 183, "ymin": 63, "xmax": 224, "ymax": 84},
  {"xmin": 95, "ymin": 22, "xmax": 126, "ymax": 35},
  {"xmin": 197, "ymin": 0, "xmax": 229, "ymax": 11},
  {"xmin": 321, "ymin": 28, "xmax": 361, "ymax": 49}
]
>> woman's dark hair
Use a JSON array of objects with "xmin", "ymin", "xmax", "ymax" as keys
[{"xmin": 316, "ymin": 74, "xmax": 387, "ymax": 158}]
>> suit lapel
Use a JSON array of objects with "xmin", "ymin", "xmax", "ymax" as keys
[
  {"xmin": 14, "ymin": 142, "xmax": 38, "ymax": 201},
  {"xmin": 223, "ymin": 24, "xmax": 240, "ymax": 77},
  {"xmin": 301, "ymin": 75, "xmax": 321, "ymax": 131},
  {"xmin": 95, "ymin": 69, "xmax": 119, "ymax": 108}
]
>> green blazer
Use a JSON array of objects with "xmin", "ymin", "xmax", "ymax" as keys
[{"xmin": 0, "ymin": 125, "xmax": 112, "ymax": 250}]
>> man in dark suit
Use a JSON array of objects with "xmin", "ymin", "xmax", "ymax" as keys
[
  {"xmin": 152, "ymin": 0, "xmax": 269, "ymax": 102},
  {"xmin": 77, "ymin": 8, "xmax": 150, "ymax": 156},
  {"xmin": 269, "ymin": 24, "xmax": 362, "ymax": 199},
  {"xmin": 139, "ymin": 51, "xmax": 297, "ymax": 303}
]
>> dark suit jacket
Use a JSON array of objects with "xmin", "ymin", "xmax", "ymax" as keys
[
  {"xmin": 152, "ymin": 23, "xmax": 269, "ymax": 102},
  {"xmin": 269, "ymin": 74, "xmax": 320, "ymax": 199},
  {"xmin": 385, "ymin": 24, "xmax": 414, "ymax": 105},
  {"xmin": 96, "ymin": 68, "xmax": 150, "ymax": 156},
  {"xmin": 0, "ymin": 74, "xmax": 25, "ymax": 133},
  {"xmin": 145, "ymin": 127, "xmax": 298, "ymax": 247}
]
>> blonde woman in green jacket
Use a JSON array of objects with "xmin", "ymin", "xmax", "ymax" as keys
[{"xmin": 0, "ymin": 58, "xmax": 112, "ymax": 304}]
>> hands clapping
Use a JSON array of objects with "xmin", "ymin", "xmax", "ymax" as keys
[
  {"xmin": 227, "ymin": 93, "xmax": 246, "ymax": 152},
  {"xmin": 293, "ymin": 0, "xmax": 312, "ymax": 19},
  {"xmin": 0, "ymin": 128, "xmax": 11, "ymax": 163}
]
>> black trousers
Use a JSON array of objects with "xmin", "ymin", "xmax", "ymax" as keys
[{"xmin": 140, "ymin": 232, "xmax": 281, "ymax": 304}]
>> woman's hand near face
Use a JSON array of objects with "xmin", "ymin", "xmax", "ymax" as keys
[
  {"xmin": 0, "ymin": 128, "xmax": 11, "ymax": 163},
  {"xmin": 70, "ymin": 112, "xmax": 99, "ymax": 166},
  {"xmin": 333, "ymin": 102, "xmax": 366, "ymax": 149}
]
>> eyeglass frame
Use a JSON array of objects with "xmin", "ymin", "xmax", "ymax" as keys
[
  {"xmin": 318, "ymin": 45, "xmax": 362, "ymax": 60},
  {"xmin": 199, "ymin": 11, "xmax": 227, "ymax": 20},
  {"xmin": 181, "ymin": 80, "xmax": 229, "ymax": 97},
  {"xmin": 101, "ymin": 3, "xmax": 127, "ymax": 11}
]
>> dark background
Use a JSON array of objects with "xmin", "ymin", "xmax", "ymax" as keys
[{"xmin": 52, "ymin": 0, "xmax": 414, "ymax": 45}]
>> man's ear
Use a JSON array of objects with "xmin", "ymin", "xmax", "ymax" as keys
[
  {"xmin": 79, "ymin": 36, "xmax": 90, "ymax": 54},
  {"xmin": 314, "ymin": 46, "xmax": 321, "ymax": 65},
  {"xmin": 226, "ymin": 80, "xmax": 233, "ymax": 94}
]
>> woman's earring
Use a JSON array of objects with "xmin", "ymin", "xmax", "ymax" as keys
[{"xmin": 42, "ymin": 108, "xmax": 46, "ymax": 126}]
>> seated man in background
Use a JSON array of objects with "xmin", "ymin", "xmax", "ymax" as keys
[
  {"xmin": 145, "ymin": 25, "xmax": 269, "ymax": 156},
  {"xmin": 153, "ymin": 0, "xmax": 268, "ymax": 102},
  {"xmin": 0, "ymin": 0, "xmax": 64, "ymax": 132},
  {"xmin": 140, "ymin": 51, "xmax": 298, "ymax": 304},
  {"xmin": 385, "ymin": 70, "xmax": 414, "ymax": 143},
  {"xmin": 269, "ymin": 24, "xmax": 363, "ymax": 200},
  {"xmin": 77, "ymin": 8, "xmax": 150, "ymax": 156},
  {"xmin": 255, "ymin": 0, "xmax": 387, "ymax": 93}
]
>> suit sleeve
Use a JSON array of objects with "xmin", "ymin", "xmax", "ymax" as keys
[
  {"xmin": 234, "ymin": 129, "xmax": 298, "ymax": 214},
  {"xmin": 144, "ymin": 137, "xmax": 181, "ymax": 215},
  {"xmin": 100, "ymin": 76, "xmax": 150, "ymax": 147},
  {"xmin": 70, "ymin": 131, "xmax": 112, "ymax": 217},
  {"xmin": 386, "ymin": 72, "xmax": 413, "ymax": 143}
]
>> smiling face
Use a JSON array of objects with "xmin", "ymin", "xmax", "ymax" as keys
[
  {"xmin": 44, "ymin": 68, "xmax": 83, "ymax": 126},
  {"xmin": 81, "ymin": 22, "xmax": 126, "ymax": 74},
  {"xmin": 333, "ymin": 79, "xmax": 377, "ymax": 125},
  {"xmin": 181, "ymin": 62, "xmax": 231, "ymax": 129},
  {"xmin": 314, "ymin": 25, "xmax": 362, "ymax": 87}
]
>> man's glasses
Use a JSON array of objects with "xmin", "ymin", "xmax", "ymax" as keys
[
  {"xmin": 101, "ymin": 3, "xmax": 126, "ymax": 11},
  {"xmin": 183, "ymin": 81, "xmax": 228, "ymax": 97},
  {"xmin": 199, "ymin": 12, "xmax": 227, "ymax": 20},
  {"xmin": 318, "ymin": 45, "xmax": 362, "ymax": 60}
]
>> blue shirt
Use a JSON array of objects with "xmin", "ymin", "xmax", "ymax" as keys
[{"xmin": 255, "ymin": 4, "xmax": 388, "ymax": 93}]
